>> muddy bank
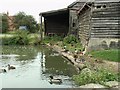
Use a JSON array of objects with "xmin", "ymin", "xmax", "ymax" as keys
[
  {"xmin": 46, "ymin": 44, "xmax": 86, "ymax": 72},
  {"xmin": 46, "ymin": 44, "xmax": 119, "ymax": 88},
  {"xmin": 47, "ymin": 44, "xmax": 119, "ymax": 73}
]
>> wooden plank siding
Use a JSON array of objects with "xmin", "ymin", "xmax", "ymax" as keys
[
  {"xmin": 68, "ymin": 2, "xmax": 85, "ymax": 36},
  {"xmin": 78, "ymin": 6, "xmax": 91, "ymax": 46},
  {"xmin": 91, "ymin": 2, "xmax": 120, "ymax": 38}
]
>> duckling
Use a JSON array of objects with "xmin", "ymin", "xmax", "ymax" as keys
[
  {"xmin": 8, "ymin": 64, "xmax": 16, "ymax": 70},
  {"xmin": 0, "ymin": 69, "xmax": 7, "ymax": 73},
  {"xmin": 49, "ymin": 76, "xmax": 62, "ymax": 84}
]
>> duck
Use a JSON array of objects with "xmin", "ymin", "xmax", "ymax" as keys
[
  {"xmin": 0, "ymin": 68, "xmax": 7, "ymax": 73},
  {"xmin": 49, "ymin": 76, "xmax": 62, "ymax": 84},
  {"xmin": 8, "ymin": 64, "xmax": 16, "ymax": 70}
]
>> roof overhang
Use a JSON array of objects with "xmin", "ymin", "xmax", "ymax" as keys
[
  {"xmin": 39, "ymin": 8, "xmax": 68, "ymax": 17},
  {"xmin": 78, "ymin": 2, "xmax": 92, "ymax": 14},
  {"xmin": 68, "ymin": 0, "xmax": 91, "ymax": 8}
]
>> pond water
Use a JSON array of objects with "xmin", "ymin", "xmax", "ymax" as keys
[{"xmin": 0, "ymin": 45, "xmax": 78, "ymax": 88}]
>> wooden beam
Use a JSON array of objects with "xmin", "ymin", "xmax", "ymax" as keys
[{"xmin": 39, "ymin": 15, "xmax": 43, "ymax": 42}]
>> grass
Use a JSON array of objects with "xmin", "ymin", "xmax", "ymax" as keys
[
  {"xmin": 63, "ymin": 43, "xmax": 83, "ymax": 53},
  {"xmin": 90, "ymin": 49, "xmax": 120, "ymax": 62}
]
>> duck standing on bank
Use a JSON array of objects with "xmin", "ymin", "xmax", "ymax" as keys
[
  {"xmin": 8, "ymin": 64, "xmax": 16, "ymax": 70},
  {"xmin": 49, "ymin": 76, "xmax": 62, "ymax": 84}
]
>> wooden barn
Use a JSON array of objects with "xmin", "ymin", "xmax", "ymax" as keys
[
  {"xmin": 78, "ymin": 1, "xmax": 120, "ymax": 50},
  {"xmin": 39, "ymin": 0, "xmax": 88, "ymax": 36},
  {"xmin": 39, "ymin": 0, "xmax": 119, "ymax": 50},
  {"xmin": 39, "ymin": 8, "xmax": 69, "ymax": 36}
]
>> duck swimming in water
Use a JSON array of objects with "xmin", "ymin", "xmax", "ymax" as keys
[
  {"xmin": 8, "ymin": 64, "xmax": 16, "ymax": 70},
  {"xmin": 49, "ymin": 76, "xmax": 62, "ymax": 84},
  {"xmin": 0, "ymin": 69, "xmax": 7, "ymax": 73}
]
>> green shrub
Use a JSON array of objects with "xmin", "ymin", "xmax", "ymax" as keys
[
  {"xmin": 28, "ymin": 35, "xmax": 41, "ymax": 45},
  {"xmin": 2, "ymin": 30, "xmax": 29, "ymax": 45},
  {"xmin": 73, "ymin": 68, "xmax": 118, "ymax": 86},
  {"xmin": 63, "ymin": 35, "xmax": 79, "ymax": 44},
  {"xmin": 62, "ymin": 35, "xmax": 83, "ymax": 52}
]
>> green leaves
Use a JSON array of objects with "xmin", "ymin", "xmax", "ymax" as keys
[
  {"xmin": 14, "ymin": 12, "xmax": 37, "ymax": 33},
  {"xmin": 2, "ymin": 14, "xmax": 9, "ymax": 33},
  {"xmin": 73, "ymin": 68, "xmax": 118, "ymax": 86},
  {"xmin": 63, "ymin": 35, "xmax": 79, "ymax": 44},
  {"xmin": 2, "ymin": 30, "xmax": 29, "ymax": 45}
]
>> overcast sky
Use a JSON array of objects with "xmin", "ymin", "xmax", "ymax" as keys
[{"xmin": 0, "ymin": 0, "xmax": 75, "ymax": 23}]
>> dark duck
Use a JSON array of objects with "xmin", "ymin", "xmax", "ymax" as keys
[
  {"xmin": 49, "ymin": 76, "xmax": 62, "ymax": 84},
  {"xmin": 0, "ymin": 69, "xmax": 7, "ymax": 73},
  {"xmin": 8, "ymin": 64, "xmax": 16, "ymax": 70}
]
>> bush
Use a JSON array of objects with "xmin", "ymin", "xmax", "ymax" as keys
[
  {"xmin": 2, "ymin": 30, "xmax": 29, "ymax": 45},
  {"xmin": 62, "ymin": 35, "xmax": 83, "ymax": 52},
  {"xmin": 28, "ymin": 34, "xmax": 41, "ymax": 45},
  {"xmin": 73, "ymin": 68, "xmax": 118, "ymax": 86},
  {"xmin": 63, "ymin": 35, "xmax": 79, "ymax": 44}
]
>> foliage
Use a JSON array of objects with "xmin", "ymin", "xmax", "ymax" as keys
[
  {"xmin": 63, "ymin": 35, "xmax": 79, "ymax": 44},
  {"xmin": 2, "ymin": 30, "xmax": 29, "ymax": 45},
  {"xmin": 73, "ymin": 68, "xmax": 118, "ymax": 86},
  {"xmin": 62, "ymin": 35, "xmax": 83, "ymax": 52},
  {"xmin": 43, "ymin": 35, "xmax": 63, "ymax": 44},
  {"xmin": 2, "ymin": 30, "xmax": 42, "ymax": 45},
  {"xmin": 14, "ymin": 12, "xmax": 38, "ymax": 33},
  {"xmin": 28, "ymin": 34, "xmax": 41, "ymax": 45},
  {"xmin": 2, "ymin": 14, "xmax": 9, "ymax": 33},
  {"xmin": 90, "ymin": 49, "xmax": 120, "ymax": 62}
]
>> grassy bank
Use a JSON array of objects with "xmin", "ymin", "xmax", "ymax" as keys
[
  {"xmin": 1, "ymin": 30, "xmax": 41, "ymax": 45},
  {"xmin": 43, "ymin": 35, "xmax": 119, "ymax": 62},
  {"xmin": 43, "ymin": 35, "xmax": 83, "ymax": 53},
  {"xmin": 90, "ymin": 49, "xmax": 120, "ymax": 62},
  {"xmin": 42, "ymin": 35, "xmax": 119, "ymax": 86}
]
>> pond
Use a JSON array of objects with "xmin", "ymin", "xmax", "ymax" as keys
[{"xmin": 0, "ymin": 45, "xmax": 78, "ymax": 88}]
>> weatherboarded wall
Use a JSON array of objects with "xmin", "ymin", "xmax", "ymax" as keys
[
  {"xmin": 78, "ymin": 6, "xmax": 91, "ymax": 46},
  {"xmin": 68, "ymin": 1, "xmax": 86, "ymax": 36},
  {"xmin": 91, "ymin": 2, "xmax": 120, "ymax": 38},
  {"xmin": 78, "ymin": 2, "xmax": 120, "ymax": 50}
]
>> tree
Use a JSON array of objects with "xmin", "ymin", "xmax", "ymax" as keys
[
  {"xmin": 2, "ymin": 14, "xmax": 9, "ymax": 33},
  {"xmin": 14, "ymin": 12, "xmax": 38, "ymax": 33}
]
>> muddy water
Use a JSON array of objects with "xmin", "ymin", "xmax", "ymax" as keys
[{"xmin": 0, "ymin": 46, "xmax": 78, "ymax": 88}]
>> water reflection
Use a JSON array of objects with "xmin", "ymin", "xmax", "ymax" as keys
[{"xmin": 0, "ymin": 46, "xmax": 78, "ymax": 88}]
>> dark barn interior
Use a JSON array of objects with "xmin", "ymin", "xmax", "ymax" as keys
[{"xmin": 40, "ymin": 8, "xmax": 69, "ymax": 36}]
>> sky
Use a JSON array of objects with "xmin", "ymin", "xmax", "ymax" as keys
[{"xmin": 0, "ymin": 0, "xmax": 75, "ymax": 23}]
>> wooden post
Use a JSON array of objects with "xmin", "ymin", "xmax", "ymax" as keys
[{"xmin": 39, "ymin": 14, "xmax": 43, "ymax": 43}]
